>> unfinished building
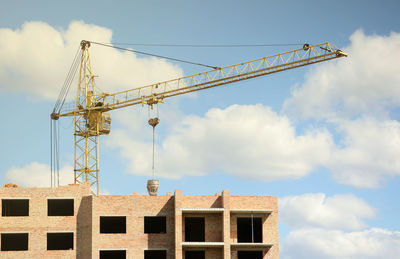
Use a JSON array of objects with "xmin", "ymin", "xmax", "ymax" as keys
[{"xmin": 0, "ymin": 182, "xmax": 279, "ymax": 259}]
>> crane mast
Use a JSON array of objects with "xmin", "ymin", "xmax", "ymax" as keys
[
  {"xmin": 53, "ymin": 40, "xmax": 347, "ymax": 195},
  {"xmin": 72, "ymin": 41, "xmax": 106, "ymax": 195}
]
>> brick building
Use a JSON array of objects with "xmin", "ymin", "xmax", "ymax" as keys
[{"xmin": 0, "ymin": 182, "xmax": 279, "ymax": 259}]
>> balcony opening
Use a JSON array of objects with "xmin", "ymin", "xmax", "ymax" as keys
[
  {"xmin": 47, "ymin": 232, "xmax": 73, "ymax": 250},
  {"xmin": 237, "ymin": 217, "xmax": 262, "ymax": 243},
  {"xmin": 100, "ymin": 216, "xmax": 126, "ymax": 234},
  {"xmin": 185, "ymin": 250, "xmax": 205, "ymax": 259},
  {"xmin": 1, "ymin": 233, "xmax": 28, "ymax": 251},
  {"xmin": 144, "ymin": 216, "xmax": 166, "ymax": 234},
  {"xmin": 238, "ymin": 250, "xmax": 263, "ymax": 259},
  {"xmin": 100, "ymin": 250, "xmax": 126, "ymax": 259},
  {"xmin": 48, "ymin": 199, "xmax": 74, "ymax": 216},
  {"xmin": 145, "ymin": 250, "xmax": 167, "ymax": 259},
  {"xmin": 2, "ymin": 199, "xmax": 29, "ymax": 216},
  {"xmin": 185, "ymin": 217, "xmax": 205, "ymax": 242}
]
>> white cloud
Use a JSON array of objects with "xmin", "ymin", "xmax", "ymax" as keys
[
  {"xmin": 283, "ymin": 30, "xmax": 400, "ymax": 120},
  {"xmin": 327, "ymin": 117, "xmax": 400, "ymax": 188},
  {"xmin": 107, "ymin": 104, "xmax": 333, "ymax": 180},
  {"xmin": 108, "ymin": 105, "xmax": 400, "ymax": 188},
  {"xmin": 280, "ymin": 192, "xmax": 399, "ymax": 259},
  {"xmin": 0, "ymin": 21, "xmax": 183, "ymax": 100},
  {"xmin": 4, "ymin": 162, "xmax": 73, "ymax": 187},
  {"xmin": 280, "ymin": 193, "xmax": 376, "ymax": 230},
  {"xmin": 281, "ymin": 228, "xmax": 400, "ymax": 259},
  {"xmin": 281, "ymin": 30, "xmax": 400, "ymax": 188}
]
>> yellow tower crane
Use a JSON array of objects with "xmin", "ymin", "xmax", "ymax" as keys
[{"xmin": 51, "ymin": 40, "xmax": 347, "ymax": 195}]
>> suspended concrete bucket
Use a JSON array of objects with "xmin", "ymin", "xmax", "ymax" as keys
[{"xmin": 147, "ymin": 179, "xmax": 159, "ymax": 196}]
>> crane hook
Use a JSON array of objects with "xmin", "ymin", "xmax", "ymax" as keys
[{"xmin": 148, "ymin": 118, "xmax": 160, "ymax": 128}]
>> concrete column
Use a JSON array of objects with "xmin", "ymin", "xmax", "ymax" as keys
[
  {"xmin": 174, "ymin": 190, "xmax": 183, "ymax": 259},
  {"xmin": 222, "ymin": 190, "xmax": 231, "ymax": 259}
]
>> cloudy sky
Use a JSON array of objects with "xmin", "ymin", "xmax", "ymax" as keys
[{"xmin": 1, "ymin": 0, "xmax": 399, "ymax": 258}]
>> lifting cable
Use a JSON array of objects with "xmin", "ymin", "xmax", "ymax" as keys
[
  {"xmin": 89, "ymin": 41, "xmax": 220, "ymax": 70},
  {"xmin": 152, "ymin": 123, "xmax": 156, "ymax": 178},
  {"xmin": 50, "ymin": 118, "xmax": 53, "ymax": 187},
  {"xmin": 53, "ymin": 45, "xmax": 82, "ymax": 114},
  {"xmin": 148, "ymin": 105, "xmax": 160, "ymax": 179},
  {"xmin": 51, "ymin": 45, "xmax": 81, "ymax": 187},
  {"xmin": 50, "ymin": 118, "xmax": 60, "ymax": 188}
]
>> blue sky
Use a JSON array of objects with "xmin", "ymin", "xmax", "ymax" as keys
[{"xmin": 1, "ymin": 0, "xmax": 400, "ymax": 258}]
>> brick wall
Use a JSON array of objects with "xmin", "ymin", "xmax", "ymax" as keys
[
  {"xmin": 0, "ymin": 184, "xmax": 279, "ymax": 259},
  {"xmin": 0, "ymin": 183, "xmax": 91, "ymax": 259},
  {"xmin": 92, "ymin": 194, "xmax": 175, "ymax": 259}
]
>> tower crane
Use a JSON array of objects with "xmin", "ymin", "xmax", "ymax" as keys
[{"xmin": 51, "ymin": 40, "xmax": 347, "ymax": 195}]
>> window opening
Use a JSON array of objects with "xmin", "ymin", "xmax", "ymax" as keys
[
  {"xmin": 1, "ymin": 233, "xmax": 28, "ymax": 251},
  {"xmin": 48, "ymin": 199, "xmax": 74, "ymax": 216},
  {"xmin": 185, "ymin": 217, "xmax": 205, "ymax": 242},
  {"xmin": 2, "ymin": 199, "xmax": 29, "ymax": 216},
  {"xmin": 185, "ymin": 250, "xmax": 205, "ymax": 259},
  {"xmin": 145, "ymin": 250, "xmax": 167, "ymax": 259},
  {"xmin": 100, "ymin": 250, "xmax": 126, "ymax": 259},
  {"xmin": 47, "ymin": 232, "xmax": 73, "ymax": 250},
  {"xmin": 238, "ymin": 250, "xmax": 263, "ymax": 259},
  {"xmin": 237, "ymin": 216, "xmax": 262, "ymax": 243},
  {"xmin": 144, "ymin": 216, "xmax": 166, "ymax": 233},
  {"xmin": 251, "ymin": 213, "xmax": 254, "ymax": 243},
  {"xmin": 100, "ymin": 216, "xmax": 126, "ymax": 234}
]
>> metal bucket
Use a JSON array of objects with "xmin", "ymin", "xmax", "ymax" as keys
[{"xmin": 147, "ymin": 179, "xmax": 159, "ymax": 196}]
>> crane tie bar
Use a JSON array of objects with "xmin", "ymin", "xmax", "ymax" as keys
[{"xmin": 89, "ymin": 41, "xmax": 221, "ymax": 70}]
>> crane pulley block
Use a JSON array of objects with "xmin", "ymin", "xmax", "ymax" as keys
[{"xmin": 141, "ymin": 94, "xmax": 164, "ymax": 108}]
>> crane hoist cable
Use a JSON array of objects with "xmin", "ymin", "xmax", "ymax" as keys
[
  {"xmin": 50, "ymin": 118, "xmax": 54, "ymax": 187},
  {"xmin": 50, "ymin": 45, "xmax": 82, "ymax": 187},
  {"xmin": 148, "ymin": 104, "xmax": 160, "ymax": 179},
  {"xmin": 89, "ymin": 41, "xmax": 220, "ymax": 69},
  {"xmin": 50, "ymin": 117, "xmax": 60, "ymax": 188},
  {"xmin": 52, "ymin": 45, "xmax": 82, "ymax": 116}
]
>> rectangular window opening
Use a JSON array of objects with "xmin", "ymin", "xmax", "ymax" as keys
[
  {"xmin": 185, "ymin": 250, "xmax": 205, "ymax": 259},
  {"xmin": 1, "ymin": 233, "xmax": 28, "ymax": 251},
  {"xmin": 144, "ymin": 216, "xmax": 166, "ymax": 234},
  {"xmin": 2, "ymin": 199, "xmax": 29, "ymax": 217},
  {"xmin": 100, "ymin": 216, "xmax": 126, "ymax": 234},
  {"xmin": 185, "ymin": 217, "xmax": 205, "ymax": 242},
  {"xmin": 238, "ymin": 250, "xmax": 263, "ymax": 259},
  {"xmin": 48, "ymin": 199, "xmax": 74, "ymax": 216},
  {"xmin": 47, "ymin": 232, "xmax": 73, "ymax": 250},
  {"xmin": 145, "ymin": 250, "xmax": 167, "ymax": 259},
  {"xmin": 237, "ymin": 217, "xmax": 262, "ymax": 243},
  {"xmin": 100, "ymin": 250, "xmax": 126, "ymax": 259}
]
